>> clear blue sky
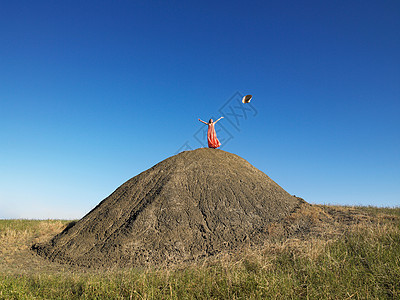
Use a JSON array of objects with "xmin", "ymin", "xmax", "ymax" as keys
[{"xmin": 1, "ymin": 1, "xmax": 399, "ymax": 219}]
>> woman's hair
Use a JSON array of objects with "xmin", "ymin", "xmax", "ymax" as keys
[{"xmin": 209, "ymin": 118, "xmax": 213, "ymax": 123}]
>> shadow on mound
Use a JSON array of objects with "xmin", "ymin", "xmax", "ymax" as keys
[{"xmin": 33, "ymin": 148, "xmax": 303, "ymax": 268}]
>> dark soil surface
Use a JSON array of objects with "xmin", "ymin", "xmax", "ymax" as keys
[{"xmin": 33, "ymin": 148, "xmax": 303, "ymax": 268}]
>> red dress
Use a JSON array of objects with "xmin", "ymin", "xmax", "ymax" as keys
[{"xmin": 207, "ymin": 122, "xmax": 221, "ymax": 148}]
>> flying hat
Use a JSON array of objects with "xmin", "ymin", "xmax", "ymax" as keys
[{"xmin": 242, "ymin": 95, "xmax": 252, "ymax": 103}]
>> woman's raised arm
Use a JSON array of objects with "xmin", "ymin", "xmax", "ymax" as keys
[
  {"xmin": 214, "ymin": 116, "xmax": 224, "ymax": 124},
  {"xmin": 198, "ymin": 118, "xmax": 208, "ymax": 125}
]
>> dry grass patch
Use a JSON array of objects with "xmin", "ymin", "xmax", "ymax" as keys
[{"xmin": 0, "ymin": 220, "xmax": 74, "ymax": 275}]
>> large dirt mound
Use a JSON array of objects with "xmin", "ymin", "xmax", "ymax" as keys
[{"xmin": 33, "ymin": 148, "xmax": 302, "ymax": 268}]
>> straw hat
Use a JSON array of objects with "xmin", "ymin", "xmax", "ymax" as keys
[{"xmin": 242, "ymin": 95, "xmax": 252, "ymax": 103}]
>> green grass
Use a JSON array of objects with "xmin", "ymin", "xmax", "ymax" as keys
[
  {"xmin": 1, "ymin": 206, "xmax": 399, "ymax": 299},
  {"xmin": 353, "ymin": 205, "xmax": 400, "ymax": 217},
  {"xmin": 0, "ymin": 219, "xmax": 73, "ymax": 233}
]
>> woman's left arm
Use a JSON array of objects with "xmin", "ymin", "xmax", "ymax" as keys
[{"xmin": 214, "ymin": 116, "xmax": 224, "ymax": 124}]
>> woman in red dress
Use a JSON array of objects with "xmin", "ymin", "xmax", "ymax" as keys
[{"xmin": 198, "ymin": 117, "xmax": 224, "ymax": 148}]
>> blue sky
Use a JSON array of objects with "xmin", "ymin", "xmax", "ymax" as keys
[{"xmin": 1, "ymin": 1, "xmax": 399, "ymax": 219}]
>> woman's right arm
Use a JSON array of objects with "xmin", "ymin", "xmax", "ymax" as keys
[{"xmin": 198, "ymin": 118, "xmax": 208, "ymax": 125}]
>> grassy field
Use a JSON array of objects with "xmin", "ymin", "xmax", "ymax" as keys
[{"xmin": 1, "ymin": 205, "xmax": 399, "ymax": 299}]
